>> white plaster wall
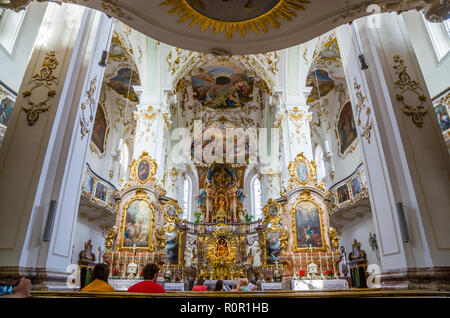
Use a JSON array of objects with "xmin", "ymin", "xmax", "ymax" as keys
[
  {"xmin": 403, "ymin": 11, "xmax": 450, "ymax": 98},
  {"xmin": 339, "ymin": 213, "xmax": 379, "ymax": 271},
  {"xmin": 0, "ymin": 2, "xmax": 47, "ymax": 92},
  {"xmin": 71, "ymin": 218, "xmax": 105, "ymax": 264}
]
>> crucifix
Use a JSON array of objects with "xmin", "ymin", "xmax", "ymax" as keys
[{"xmin": 131, "ymin": 244, "xmax": 139, "ymax": 262}]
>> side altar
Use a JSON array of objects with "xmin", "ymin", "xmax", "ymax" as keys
[{"xmin": 101, "ymin": 152, "xmax": 345, "ymax": 291}]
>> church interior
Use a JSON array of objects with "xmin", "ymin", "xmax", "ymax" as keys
[{"xmin": 0, "ymin": 0, "xmax": 449, "ymax": 298}]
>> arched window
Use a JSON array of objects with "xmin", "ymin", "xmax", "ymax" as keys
[
  {"xmin": 182, "ymin": 177, "xmax": 190, "ymax": 221},
  {"xmin": 315, "ymin": 145, "xmax": 326, "ymax": 183},
  {"xmin": 119, "ymin": 142, "xmax": 129, "ymax": 181},
  {"xmin": 0, "ymin": 8, "xmax": 26, "ymax": 54},
  {"xmin": 423, "ymin": 15, "xmax": 450, "ymax": 62},
  {"xmin": 251, "ymin": 176, "xmax": 263, "ymax": 221}
]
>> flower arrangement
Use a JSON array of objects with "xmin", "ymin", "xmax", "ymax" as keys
[
  {"xmin": 325, "ymin": 270, "xmax": 334, "ymax": 279},
  {"xmin": 244, "ymin": 213, "xmax": 254, "ymax": 223},
  {"xmin": 113, "ymin": 268, "xmax": 120, "ymax": 278},
  {"xmin": 175, "ymin": 276, "xmax": 180, "ymax": 282},
  {"xmin": 299, "ymin": 270, "xmax": 307, "ymax": 279},
  {"xmin": 193, "ymin": 209, "xmax": 202, "ymax": 223}
]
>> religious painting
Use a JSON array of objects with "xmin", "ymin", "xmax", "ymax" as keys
[
  {"xmin": 191, "ymin": 62, "xmax": 254, "ymax": 109},
  {"xmin": 122, "ymin": 199, "xmax": 152, "ymax": 248},
  {"xmin": 268, "ymin": 204, "xmax": 278, "ymax": 217},
  {"xmin": 294, "ymin": 201, "xmax": 323, "ymax": 249},
  {"xmin": 435, "ymin": 103, "xmax": 450, "ymax": 133},
  {"xmin": 337, "ymin": 102, "xmax": 358, "ymax": 155},
  {"xmin": 296, "ymin": 160, "xmax": 309, "ymax": 184},
  {"xmin": 320, "ymin": 38, "xmax": 340, "ymax": 61},
  {"xmin": 108, "ymin": 67, "xmax": 141, "ymax": 102},
  {"xmin": 94, "ymin": 182, "xmax": 107, "ymax": 202},
  {"xmin": 337, "ymin": 184, "xmax": 350, "ymax": 203},
  {"xmin": 351, "ymin": 175, "xmax": 362, "ymax": 197},
  {"xmin": 306, "ymin": 69, "xmax": 335, "ymax": 104},
  {"xmin": 84, "ymin": 173, "xmax": 94, "ymax": 195},
  {"xmin": 265, "ymin": 231, "xmax": 281, "ymax": 265},
  {"xmin": 164, "ymin": 200, "xmax": 181, "ymax": 219},
  {"xmin": 191, "ymin": 122, "xmax": 252, "ymax": 163},
  {"xmin": 0, "ymin": 96, "xmax": 14, "ymax": 127},
  {"xmin": 165, "ymin": 231, "xmax": 179, "ymax": 265},
  {"xmin": 91, "ymin": 105, "xmax": 108, "ymax": 153},
  {"xmin": 137, "ymin": 159, "xmax": 150, "ymax": 183},
  {"xmin": 186, "ymin": 0, "xmax": 281, "ymax": 22}
]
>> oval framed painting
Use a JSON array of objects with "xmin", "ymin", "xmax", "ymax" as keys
[
  {"xmin": 296, "ymin": 160, "xmax": 309, "ymax": 184},
  {"xmin": 268, "ymin": 204, "xmax": 279, "ymax": 217},
  {"xmin": 137, "ymin": 159, "xmax": 150, "ymax": 183}
]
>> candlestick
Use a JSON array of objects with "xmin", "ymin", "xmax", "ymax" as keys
[
  {"xmin": 122, "ymin": 252, "xmax": 127, "ymax": 279},
  {"xmin": 152, "ymin": 251, "xmax": 155, "ymax": 263},
  {"xmin": 145, "ymin": 251, "xmax": 148, "ymax": 263},
  {"xmin": 326, "ymin": 253, "xmax": 329, "ymax": 270},
  {"xmin": 319, "ymin": 252, "xmax": 324, "ymax": 279},
  {"xmin": 292, "ymin": 253, "xmax": 297, "ymax": 280},
  {"xmin": 299, "ymin": 252, "xmax": 302, "ymax": 273},
  {"xmin": 332, "ymin": 251, "xmax": 337, "ymax": 279},
  {"xmin": 109, "ymin": 251, "xmax": 115, "ymax": 279}
]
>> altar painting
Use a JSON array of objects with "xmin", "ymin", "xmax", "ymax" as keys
[
  {"xmin": 294, "ymin": 201, "xmax": 323, "ymax": 249},
  {"xmin": 122, "ymin": 199, "xmax": 152, "ymax": 248},
  {"xmin": 337, "ymin": 102, "xmax": 358, "ymax": 155},
  {"xmin": 265, "ymin": 231, "xmax": 281, "ymax": 265},
  {"xmin": 165, "ymin": 231, "xmax": 179, "ymax": 265}
]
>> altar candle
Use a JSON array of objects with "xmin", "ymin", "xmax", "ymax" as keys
[
  {"xmin": 145, "ymin": 251, "xmax": 148, "ymax": 262},
  {"xmin": 332, "ymin": 251, "xmax": 336, "ymax": 278},
  {"xmin": 319, "ymin": 252, "xmax": 323, "ymax": 277},
  {"xmin": 123, "ymin": 252, "xmax": 127, "ymax": 278},
  {"xmin": 326, "ymin": 254, "xmax": 329, "ymax": 270},
  {"xmin": 299, "ymin": 253, "xmax": 302, "ymax": 272},
  {"xmin": 292, "ymin": 253, "xmax": 296, "ymax": 277},
  {"xmin": 152, "ymin": 251, "xmax": 155, "ymax": 263}
]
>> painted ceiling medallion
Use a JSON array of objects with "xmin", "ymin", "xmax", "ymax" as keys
[{"xmin": 160, "ymin": 0, "xmax": 311, "ymax": 39}]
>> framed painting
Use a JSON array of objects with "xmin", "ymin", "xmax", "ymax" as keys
[
  {"xmin": 165, "ymin": 231, "xmax": 180, "ymax": 265},
  {"xmin": 288, "ymin": 153, "xmax": 315, "ymax": 186},
  {"xmin": 94, "ymin": 182, "xmax": 107, "ymax": 202},
  {"xmin": 120, "ymin": 194, "xmax": 154, "ymax": 250},
  {"xmin": 91, "ymin": 103, "xmax": 109, "ymax": 153},
  {"xmin": 292, "ymin": 199, "xmax": 325, "ymax": 251},
  {"xmin": 337, "ymin": 184, "xmax": 351, "ymax": 203},
  {"xmin": 262, "ymin": 198, "xmax": 282, "ymax": 223},
  {"xmin": 336, "ymin": 101, "xmax": 358, "ymax": 156},
  {"xmin": 265, "ymin": 231, "xmax": 281, "ymax": 265},
  {"xmin": 84, "ymin": 173, "xmax": 94, "ymax": 195},
  {"xmin": 0, "ymin": 96, "xmax": 14, "ymax": 127},
  {"xmin": 435, "ymin": 103, "xmax": 450, "ymax": 134},
  {"xmin": 351, "ymin": 175, "xmax": 362, "ymax": 197},
  {"xmin": 130, "ymin": 152, "xmax": 157, "ymax": 184}
]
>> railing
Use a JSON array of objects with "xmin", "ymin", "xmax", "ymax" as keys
[
  {"xmin": 328, "ymin": 163, "xmax": 368, "ymax": 213},
  {"xmin": 81, "ymin": 163, "xmax": 120, "ymax": 213},
  {"xmin": 178, "ymin": 220, "xmax": 264, "ymax": 235}
]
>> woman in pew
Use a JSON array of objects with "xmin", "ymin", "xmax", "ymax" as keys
[{"xmin": 81, "ymin": 263, "xmax": 115, "ymax": 292}]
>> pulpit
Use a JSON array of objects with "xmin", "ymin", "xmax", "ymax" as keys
[{"xmin": 348, "ymin": 239, "xmax": 368, "ymax": 288}]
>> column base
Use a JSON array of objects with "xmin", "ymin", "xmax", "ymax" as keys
[
  {"xmin": 380, "ymin": 267, "xmax": 450, "ymax": 291},
  {"xmin": 0, "ymin": 266, "xmax": 75, "ymax": 291}
]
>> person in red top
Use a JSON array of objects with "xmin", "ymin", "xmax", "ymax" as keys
[
  {"xmin": 192, "ymin": 277, "xmax": 207, "ymax": 291},
  {"xmin": 128, "ymin": 263, "xmax": 166, "ymax": 294}
]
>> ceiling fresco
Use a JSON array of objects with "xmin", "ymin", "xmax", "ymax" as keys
[
  {"xmin": 191, "ymin": 62, "xmax": 255, "ymax": 109},
  {"xmin": 186, "ymin": 0, "xmax": 282, "ymax": 22},
  {"xmin": 306, "ymin": 69, "xmax": 335, "ymax": 104}
]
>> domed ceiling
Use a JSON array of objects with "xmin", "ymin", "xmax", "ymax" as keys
[{"xmin": 5, "ymin": 0, "xmax": 448, "ymax": 55}]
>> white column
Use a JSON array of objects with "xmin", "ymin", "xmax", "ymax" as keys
[
  {"xmin": 337, "ymin": 13, "xmax": 450, "ymax": 279},
  {"xmin": 0, "ymin": 3, "xmax": 113, "ymax": 288},
  {"xmin": 285, "ymin": 105, "xmax": 314, "ymax": 161}
]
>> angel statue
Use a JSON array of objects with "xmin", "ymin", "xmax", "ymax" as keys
[
  {"xmin": 247, "ymin": 239, "xmax": 262, "ymax": 268},
  {"xmin": 103, "ymin": 226, "xmax": 117, "ymax": 256}
]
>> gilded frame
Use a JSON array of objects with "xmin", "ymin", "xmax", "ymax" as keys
[
  {"xmin": 288, "ymin": 152, "xmax": 316, "ymax": 186},
  {"xmin": 262, "ymin": 198, "xmax": 282, "ymax": 224},
  {"xmin": 290, "ymin": 190, "xmax": 328, "ymax": 252},
  {"xmin": 163, "ymin": 198, "xmax": 182, "ymax": 223},
  {"xmin": 130, "ymin": 151, "xmax": 157, "ymax": 185},
  {"xmin": 262, "ymin": 223, "xmax": 288, "ymax": 267},
  {"xmin": 90, "ymin": 101, "xmax": 110, "ymax": 156},
  {"xmin": 119, "ymin": 188, "xmax": 155, "ymax": 251},
  {"xmin": 335, "ymin": 100, "xmax": 358, "ymax": 158}
]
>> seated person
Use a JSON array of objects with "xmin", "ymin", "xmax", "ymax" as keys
[
  {"xmin": 248, "ymin": 277, "xmax": 259, "ymax": 291},
  {"xmin": 238, "ymin": 278, "xmax": 251, "ymax": 291},
  {"xmin": 0, "ymin": 277, "xmax": 32, "ymax": 298},
  {"xmin": 128, "ymin": 263, "xmax": 166, "ymax": 293},
  {"xmin": 81, "ymin": 263, "xmax": 115, "ymax": 292},
  {"xmin": 214, "ymin": 280, "xmax": 225, "ymax": 291},
  {"xmin": 192, "ymin": 277, "xmax": 207, "ymax": 291}
]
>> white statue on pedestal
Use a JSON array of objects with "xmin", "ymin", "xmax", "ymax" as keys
[
  {"xmin": 184, "ymin": 235, "xmax": 197, "ymax": 268},
  {"xmin": 247, "ymin": 240, "xmax": 262, "ymax": 268}
]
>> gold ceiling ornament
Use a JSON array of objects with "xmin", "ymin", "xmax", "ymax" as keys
[
  {"xmin": 22, "ymin": 51, "xmax": 59, "ymax": 126},
  {"xmin": 393, "ymin": 55, "xmax": 428, "ymax": 128},
  {"xmin": 129, "ymin": 151, "xmax": 158, "ymax": 185},
  {"xmin": 160, "ymin": 0, "xmax": 311, "ymax": 39},
  {"xmin": 80, "ymin": 76, "xmax": 98, "ymax": 140},
  {"xmin": 353, "ymin": 77, "xmax": 373, "ymax": 144}
]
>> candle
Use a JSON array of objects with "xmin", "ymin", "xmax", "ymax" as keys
[
  {"xmin": 326, "ymin": 253, "xmax": 329, "ymax": 270},
  {"xmin": 319, "ymin": 252, "xmax": 323, "ymax": 278},
  {"xmin": 299, "ymin": 253, "xmax": 302, "ymax": 272},
  {"xmin": 122, "ymin": 252, "xmax": 127, "ymax": 279},
  {"xmin": 331, "ymin": 251, "xmax": 336, "ymax": 278},
  {"xmin": 152, "ymin": 251, "xmax": 155, "ymax": 263},
  {"xmin": 145, "ymin": 251, "xmax": 148, "ymax": 263},
  {"xmin": 292, "ymin": 253, "xmax": 296, "ymax": 278}
]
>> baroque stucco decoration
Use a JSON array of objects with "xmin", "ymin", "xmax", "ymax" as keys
[{"xmin": 4, "ymin": 0, "xmax": 447, "ymax": 55}]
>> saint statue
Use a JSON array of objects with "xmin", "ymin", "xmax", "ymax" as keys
[
  {"xmin": 248, "ymin": 240, "xmax": 262, "ymax": 267},
  {"xmin": 216, "ymin": 238, "xmax": 229, "ymax": 258}
]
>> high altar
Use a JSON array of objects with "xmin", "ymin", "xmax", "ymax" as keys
[{"xmin": 102, "ymin": 152, "xmax": 345, "ymax": 289}]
